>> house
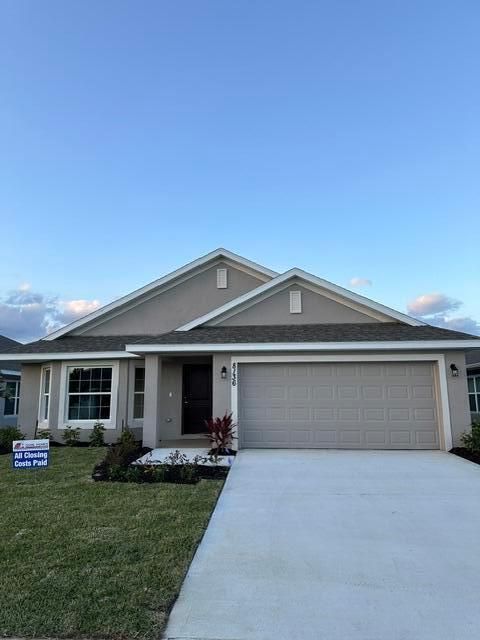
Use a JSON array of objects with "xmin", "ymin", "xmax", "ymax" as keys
[
  {"xmin": 0, "ymin": 335, "xmax": 22, "ymax": 428},
  {"xmin": 0, "ymin": 248, "xmax": 479, "ymax": 450},
  {"xmin": 466, "ymin": 351, "xmax": 480, "ymax": 422}
]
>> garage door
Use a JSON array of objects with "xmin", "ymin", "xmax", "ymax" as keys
[{"xmin": 239, "ymin": 362, "xmax": 439, "ymax": 449}]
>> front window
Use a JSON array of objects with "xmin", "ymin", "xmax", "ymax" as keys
[
  {"xmin": 4, "ymin": 380, "xmax": 20, "ymax": 416},
  {"xmin": 133, "ymin": 367, "xmax": 145, "ymax": 419},
  {"xmin": 67, "ymin": 367, "xmax": 112, "ymax": 421},
  {"xmin": 41, "ymin": 368, "xmax": 51, "ymax": 421},
  {"xmin": 468, "ymin": 375, "xmax": 480, "ymax": 412}
]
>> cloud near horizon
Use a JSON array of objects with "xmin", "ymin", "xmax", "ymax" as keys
[
  {"xmin": 349, "ymin": 277, "xmax": 372, "ymax": 288},
  {"xmin": 0, "ymin": 284, "xmax": 101, "ymax": 342},
  {"xmin": 407, "ymin": 292, "xmax": 480, "ymax": 335}
]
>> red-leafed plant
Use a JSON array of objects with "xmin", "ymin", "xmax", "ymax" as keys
[{"xmin": 204, "ymin": 412, "xmax": 237, "ymax": 457}]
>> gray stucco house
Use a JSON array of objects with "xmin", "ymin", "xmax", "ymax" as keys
[
  {"xmin": 1, "ymin": 248, "xmax": 479, "ymax": 450},
  {"xmin": 0, "ymin": 335, "xmax": 21, "ymax": 428}
]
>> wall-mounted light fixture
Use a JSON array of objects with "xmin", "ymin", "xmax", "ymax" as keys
[
  {"xmin": 450, "ymin": 364, "xmax": 459, "ymax": 377},
  {"xmin": 221, "ymin": 366, "xmax": 227, "ymax": 380}
]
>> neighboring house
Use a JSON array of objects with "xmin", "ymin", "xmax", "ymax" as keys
[
  {"xmin": 0, "ymin": 335, "xmax": 22, "ymax": 428},
  {"xmin": 466, "ymin": 351, "xmax": 480, "ymax": 422},
  {"xmin": 0, "ymin": 248, "xmax": 479, "ymax": 450}
]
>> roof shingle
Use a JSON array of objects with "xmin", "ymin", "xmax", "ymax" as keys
[{"xmin": 0, "ymin": 324, "xmax": 479, "ymax": 356}]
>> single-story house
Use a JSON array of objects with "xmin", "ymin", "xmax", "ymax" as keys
[
  {"xmin": 0, "ymin": 335, "xmax": 22, "ymax": 428},
  {"xmin": 466, "ymin": 351, "xmax": 480, "ymax": 422},
  {"xmin": 1, "ymin": 248, "xmax": 479, "ymax": 450}
]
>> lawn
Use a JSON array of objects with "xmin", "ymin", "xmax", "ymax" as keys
[{"xmin": 0, "ymin": 447, "xmax": 224, "ymax": 639}]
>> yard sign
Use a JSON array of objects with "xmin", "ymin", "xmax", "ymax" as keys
[{"xmin": 12, "ymin": 439, "xmax": 50, "ymax": 469}]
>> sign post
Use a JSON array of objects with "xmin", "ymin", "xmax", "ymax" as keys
[{"xmin": 12, "ymin": 439, "xmax": 50, "ymax": 469}]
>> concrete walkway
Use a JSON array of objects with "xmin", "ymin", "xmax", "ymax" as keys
[{"xmin": 164, "ymin": 450, "xmax": 480, "ymax": 640}]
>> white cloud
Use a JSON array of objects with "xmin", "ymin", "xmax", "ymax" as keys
[
  {"xmin": 349, "ymin": 277, "xmax": 372, "ymax": 288},
  {"xmin": 427, "ymin": 314, "xmax": 480, "ymax": 336},
  {"xmin": 407, "ymin": 293, "xmax": 461, "ymax": 317},
  {"xmin": 0, "ymin": 286, "xmax": 102, "ymax": 342},
  {"xmin": 407, "ymin": 292, "xmax": 480, "ymax": 336}
]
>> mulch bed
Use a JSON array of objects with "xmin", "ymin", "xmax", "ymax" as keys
[{"xmin": 450, "ymin": 447, "xmax": 480, "ymax": 465}]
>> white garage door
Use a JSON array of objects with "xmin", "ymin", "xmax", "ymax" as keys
[{"xmin": 238, "ymin": 362, "xmax": 440, "ymax": 449}]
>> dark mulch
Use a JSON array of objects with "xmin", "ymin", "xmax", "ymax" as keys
[{"xmin": 450, "ymin": 447, "xmax": 480, "ymax": 465}]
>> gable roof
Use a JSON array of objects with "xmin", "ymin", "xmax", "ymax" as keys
[
  {"xmin": 176, "ymin": 268, "xmax": 424, "ymax": 330},
  {"xmin": 44, "ymin": 248, "xmax": 278, "ymax": 341}
]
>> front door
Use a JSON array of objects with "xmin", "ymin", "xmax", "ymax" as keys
[{"xmin": 182, "ymin": 364, "xmax": 213, "ymax": 434}]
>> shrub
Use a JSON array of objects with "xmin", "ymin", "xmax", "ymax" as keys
[
  {"xmin": 62, "ymin": 426, "xmax": 81, "ymax": 446},
  {"xmin": 0, "ymin": 426, "xmax": 24, "ymax": 454},
  {"xmin": 37, "ymin": 428, "xmax": 52, "ymax": 440},
  {"xmin": 89, "ymin": 422, "xmax": 106, "ymax": 447},
  {"xmin": 103, "ymin": 427, "xmax": 140, "ymax": 467},
  {"xmin": 461, "ymin": 421, "xmax": 480, "ymax": 454},
  {"xmin": 205, "ymin": 413, "xmax": 237, "ymax": 457}
]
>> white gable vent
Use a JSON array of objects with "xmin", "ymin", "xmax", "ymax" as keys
[
  {"xmin": 289, "ymin": 290, "xmax": 302, "ymax": 313},
  {"xmin": 217, "ymin": 268, "xmax": 228, "ymax": 289}
]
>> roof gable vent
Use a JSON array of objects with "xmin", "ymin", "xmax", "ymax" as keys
[
  {"xmin": 289, "ymin": 290, "xmax": 302, "ymax": 313},
  {"xmin": 217, "ymin": 268, "xmax": 228, "ymax": 289}
]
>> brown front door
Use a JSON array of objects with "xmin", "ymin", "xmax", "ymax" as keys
[{"xmin": 182, "ymin": 364, "xmax": 213, "ymax": 434}]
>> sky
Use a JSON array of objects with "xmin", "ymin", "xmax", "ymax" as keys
[{"xmin": 1, "ymin": 0, "xmax": 479, "ymax": 342}]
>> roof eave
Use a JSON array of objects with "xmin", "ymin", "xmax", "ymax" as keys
[{"xmin": 125, "ymin": 340, "xmax": 480, "ymax": 354}]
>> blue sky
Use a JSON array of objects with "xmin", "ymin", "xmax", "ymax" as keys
[{"xmin": 1, "ymin": 0, "xmax": 479, "ymax": 342}]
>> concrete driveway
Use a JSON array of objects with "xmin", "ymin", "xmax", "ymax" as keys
[{"xmin": 165, "ymin": 450, "xmax": 480, "ymax": 640}]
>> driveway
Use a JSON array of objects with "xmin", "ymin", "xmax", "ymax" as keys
[{"xmin": 164, "ymin": 450, "xmax": 480, "ymax": 640}]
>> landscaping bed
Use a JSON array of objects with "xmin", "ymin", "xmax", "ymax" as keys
[
  {"xmin": 0, "ymin": 447, "xmax": 224, "ymax": 639},
  {"xmin": 450, "ymin": 447, "xmax": 480, "ymax": 465}
]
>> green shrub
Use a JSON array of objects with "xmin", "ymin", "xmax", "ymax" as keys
[
  {"xmin": 37, "ymin": 428, "xmax": 52, "ymax": 440},
  {"xmin": 461, "ymin": 421, "xmax": 480, "ymax": 454},
  {"xmin": 89, "ymin": 422, "xmax": 106, "ymax": 447},
  {"xmin": 0, "ymin": 426, "xmax": 24, "ymax": 454},
  {"xmin": 62, "ymin": 426, "xmax": 81, "ymax": 446},
  {"xmin": 104, "ymin": 428, "xmax": 140, "ymax": 468}
]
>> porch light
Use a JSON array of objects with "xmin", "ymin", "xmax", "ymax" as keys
[
  {"xmin": 221, "ymin": 366, "xmax": 227, "ymax": 380},
  {"xmin": 450, "ymin": 364, "xmax": 459, "ymax": 377}
]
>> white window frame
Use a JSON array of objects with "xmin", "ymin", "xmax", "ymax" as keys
[
  {"xmin": 289, "ymin": 290, "xmax": 302, "ymax": 313},
  {"xmin": 3, "ymin": 379, "xmax": 20, "ymax": 416},
  {"xmin": 217, "ymin": 268, "xmax": 228, "ymax": 289},
  {"xmin": 468, "ymin": 374, "xmax": 480, "ymax": 412},
  {"xmin": 59, "ymin": 360, "xmax": 119, "ymax": 429},
  {"xmin": 133, "ymin": 364, "xmax": 145, "ymax": 421},
  {"xmin": 38, "ymin": 365, "xmax": 52, "ymax": 425}
]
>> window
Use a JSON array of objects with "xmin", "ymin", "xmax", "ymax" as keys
[
  {"xmin": 40, "ymin": 367, "xmax": 51, "ymax": 422},
  {"xmin": 133, "ymin": 367, "xmax": 145, "ymax": 419},
  {"xmin": 217, "ymin": 268, "xmax": 228, "ymax": 289},
  {"xmin": 67, "ymin": 367, "xmax": 112, "ymax": 421},
  {"xmin": 289, "ymin": 290, "xmax": 302, "ymax": 313},
  {"xmin": 4, "ymin": 380, "xmax": 20, "ymax": 416},
  {"xmin": 468, "ymin": 375, "xmax": 480, "ymax": 412}
]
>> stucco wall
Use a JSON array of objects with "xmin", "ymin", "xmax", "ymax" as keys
[
  {"xmin": 80, "ymin": 262, "xmax": 265, "ymax": 336},
  {"xmin": 14, "ymin": 350, "xmax": 472, "ymax": 449},
  {"xmin": 212, "ymin": 281, "xmax": 386, "ymax": 326}
]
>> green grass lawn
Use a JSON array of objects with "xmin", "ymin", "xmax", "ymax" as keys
[{"xmin": 0, "ymin": 447, "xmax": 224, "ymax": 639}]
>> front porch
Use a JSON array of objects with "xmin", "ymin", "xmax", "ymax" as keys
[{"xmin": 141, "ymin": 353, "xmax": 231, "ymax": 448}]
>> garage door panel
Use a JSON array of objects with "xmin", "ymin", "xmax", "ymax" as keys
[{"xmin": 239, "ymin": 362, "xmax": 440, "ymax": 450}]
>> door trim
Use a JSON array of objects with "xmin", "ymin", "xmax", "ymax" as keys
[{"xmin": 230, "ymin": 354, "xmax": 452, "ymax": 451}]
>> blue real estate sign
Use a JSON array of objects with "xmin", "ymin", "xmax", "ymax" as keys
[{"xmin": 12, "ymin": 439, "xmax": 50, "ymax": 469}]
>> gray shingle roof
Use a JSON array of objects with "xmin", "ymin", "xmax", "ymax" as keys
[
  {"xmin": 0, "ymin": 324, "xmax": 478, "ymax": 356},
  {"xmin": 0, "ymin": 335, "xmax": 21, "ymax": 371}
]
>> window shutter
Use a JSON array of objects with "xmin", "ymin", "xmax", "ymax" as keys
[
  {"xmin": 217, "ymin": 268, "xmax": 228, "ymax": 289},
  {"xmin": 289, "ymin": 290, "xmax": 302, "ymax": 313}
]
